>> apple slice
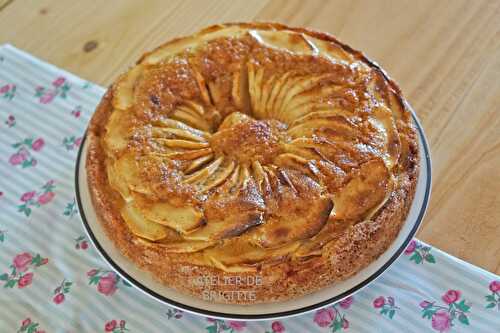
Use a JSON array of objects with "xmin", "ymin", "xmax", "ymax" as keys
[
  {"xmin": 265, "ymin": 71, "xmax": 293, "ymax": 119},
  {"xmin": 284, "ymin": 83, "xmax": 342, "ymax": 120},
  {"xmin": 290, "ymin": 108, "xmax": 355, "ymax": 127},
  {"xmin": 106, "ymin": 160, "xmax": 131, "ymax": 201},
  {"xmin": 186, "ymin": 175, "xmax": 265, "ymax": 241},
  {"xmin": 170, "ymin": 107, "xmax": 212, "ymax": 132},
  {"xmin": 156, "ymin": 139, "xmax": 209, "ymax": 149},
  {"xmin": 183, "ymin": 156, "xmax": 224, "ymax": 184},
  {"xmin": 302, "ymin": 35, "xmax": 354, "ymax": 63},
  {"xmin": 190, "ymin": 67, "xmax": 212, "ymax": 106},
  {"xmin": 153, "ymin": 118, "xmax": 211, "ymax": 139},
  {"xmin": 249, "ymin": 30, "xmax": 315, "ymax": 55},
  {"xmin": 256, "ymin": 74, "xmax": 276, "ymax": 118},
  {"xmin": 207, "ymin": 81, "xmax": 223, "ymax": 108},
  {"xmin": 205, "ymin": 238, "xmax": 301, "ymax": 270},
  {"xmin": 308, "ymin": 159, "xmax": 348, "ymax": 193},
  {"xmin": 295, "ymin": 220, "xmax": 353, "ymax": 257},
  {"xmin": 247, "ymin": 62, "xmax": 264, "ymax": 117},
  {"xmin": 184, "ymin": 154, "xmax": 214, "ymax": 173},
  {"xmin": 231, "ymin": 62, "xmax": 251, "ymax": 113},
  {"xmin": 273, "ymin": 153, "xmax": 312, "ymax": 178},
  {"xmin": 137, "ymin": 238, "xmax": 215, "ymax": 253},
  {"xmin": 274, "ymin": 153, "xmax": 308, "ymax": 166},
  {"xmin": 251, "ymin": 160, "xmax": 268, "ymax": 193},
  {"xmin": 217, "ymin": 111, "xmax": 252, "ymax": 130},
  {"xmin": 160, "ymin": 147, "xmax": 213, "ymax": 160},
  {"xmin": 370, "ymin": 105, "xmax": 401, "ymax": 170},
  {"xmin": 332, "ymin": 159, "xmax": 391, "ymax": 221},
  {"xmin": 152, "ymin": 127, "xmax": 207, "ymax": 142},
  {"xmin": 132, "ymin": 195, "xmax": 204, "ymax": 234},
  {"xmin": 184, "ymin": 210, "xmax": 263, "ymax": 242},
  {"xmin": 114, "ymin": 153, "xmax": 152, "ymax": 195},
  {"xmin": 120, "ymin": 202, "xmax": 168, "ymax": 241},
  {"xmin": 200, "ymin": 160, "xmax": 236, "ymax": 192},
  {"xmin": 249, "ymin": 170, "xmax": 333, "ymax": 248},
  {"xmin": 293, "ymin": 137, "xmax": 376, "ymax": 171},
  {"xmin": 250, "ymin": 196, "xmax": 332, "ymax": 249},
  {"xmin": 214, "ymin": 165, "xmax": 241, "ymax": 194},
  {"xmin": 287, "ymin": 117, "xmax": 358, "ymax": 139},
  {"xmin": 183, "ymin": 100, "xmax": 206, "ymax": 116},
  {"xmin": 277, "ymin": 74, "xmax": 329, "ymax": 122},
  {"xmin": 112, "ymin": 65, "xmax": 144, "ymax": 110},
  {"xmin": 282, "ymin": 143, "xmax": 321, "ymax": 160},
  {"xmin": 237, "ymin": 165, "xmax": 251, "ymax": 189},
  {"xmin": 271, "ymin": 76, "xmax": 302, "ymax": 121},
  {"xmin": 103, "ymin": 109, "xmax": 134, "ymax": 153}
]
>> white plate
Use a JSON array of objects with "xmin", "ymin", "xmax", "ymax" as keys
[{"xmin": 75, "ymin": 111, "xmax": 431, "ymax": 321}]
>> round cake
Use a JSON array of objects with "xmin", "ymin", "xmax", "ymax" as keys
[{"xmin": 86, "ymin": 22, "xmax": 419, "ymax": 304}]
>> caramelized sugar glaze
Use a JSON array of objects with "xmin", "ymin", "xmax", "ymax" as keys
[{"xmin": 86, "ymin": 23, "xmax": 419, "ymax": 303}]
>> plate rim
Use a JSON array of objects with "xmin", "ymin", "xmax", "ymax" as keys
[{"xmin": 75, "ymin": 112, "xmax": 432, "ymax": 321}]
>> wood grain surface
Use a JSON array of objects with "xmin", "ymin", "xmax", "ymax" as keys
[{"xmin": 1, "ymin": 0, "xmax": 499, "ymax": 274}]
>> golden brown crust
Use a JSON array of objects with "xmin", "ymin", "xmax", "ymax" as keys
[{"xmin": 86, "ymin": 22, "xmax": 419, "ymax": 304}]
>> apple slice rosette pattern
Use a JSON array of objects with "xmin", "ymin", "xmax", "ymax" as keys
[{"xmin": 86, "ymin": 22, "xmax": 419, "ymax": 304}]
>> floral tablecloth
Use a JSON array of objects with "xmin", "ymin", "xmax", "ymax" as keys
[{"xmin": 0, "ymin": 44, "xmax": 499, "ymax": 333}]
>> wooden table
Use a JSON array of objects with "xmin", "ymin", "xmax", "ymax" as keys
[{"xmin": 1, "ymin": 0, "xmax": 499, "ymax": 275}]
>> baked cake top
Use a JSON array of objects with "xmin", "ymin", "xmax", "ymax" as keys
[{"xmin": 100, "ymin": 23, "xmax": 414, "ymax": 273}]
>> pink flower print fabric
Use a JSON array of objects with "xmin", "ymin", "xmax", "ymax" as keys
[
  {"xmin": 17, "ymin": 180, "xmax": 56, "ymax": 217},
  {"xmin": 35, "ymin": 76, "xmax": 71, "ymax": 104},
  {"xmin": 0, "ymin": 252, "xmax": 48, "ymax": 289},
  {"xmin": 420, "ymin": 290, "xmax": 471, "ymax": 332},
  {"xmin": 313, "ymin": 302, "xmax": 351, "ymax": 331},
  {"xmin": 52, "ymin": 279, "xmax": 72, "ymax": 305},
  {"xmin": 104, "ymin": 319, "xmax": 129, "ymax": 333},
  {"xmin": 485, "ymin": 280, "xmax": 500, "ymax": 310},
  {"xmin": 373, "ymin": 296, "xmax": 399, "ymax": 319},
  {"xmin": 0, "ymin": 83, "xmax": 16, "ymax": 100},
  {"xmin": 9, "ymin": 138, "xmax": 45, "ymax": 169},
  {"xmin": 87, "ymin": 269, "xmax": 131, "ymax": 296}
]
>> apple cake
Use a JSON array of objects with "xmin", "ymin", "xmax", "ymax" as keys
[{"xmin": 86, "ymin": 22, "xmax": 419, "ymax": 304}]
